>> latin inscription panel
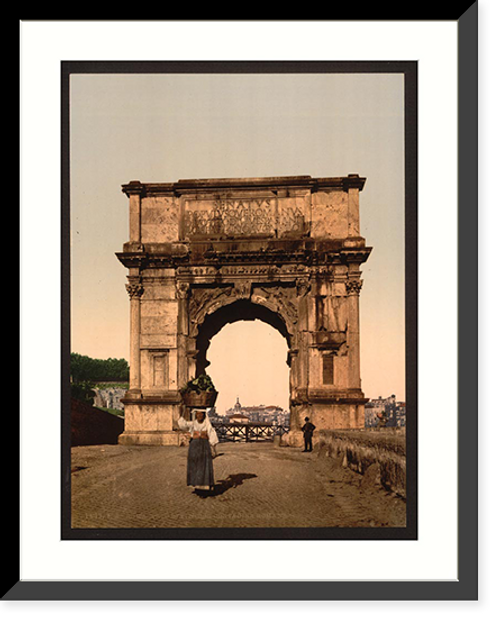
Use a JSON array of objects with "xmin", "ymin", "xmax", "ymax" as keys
[{"xmin": 184, "ymin": 196, "xmax": 305, "ymax": 239}]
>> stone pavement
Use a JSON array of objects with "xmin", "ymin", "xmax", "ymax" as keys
[{"xmin": 71, "ymin": 442, "xmax": 406, "ymax": 529}]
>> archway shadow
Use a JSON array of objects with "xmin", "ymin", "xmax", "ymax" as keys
[{"xmin": 194, "ymin": 473, "xmax": 257, "ymax": 498}]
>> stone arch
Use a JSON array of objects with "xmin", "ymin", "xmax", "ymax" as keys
[
  {"xmin": 117, "ymin": 174, "xmax": 372, "ymax": 445},
  {"xmin": 192, "ymin": 298, "xmax": 293, "ymax": 377}
]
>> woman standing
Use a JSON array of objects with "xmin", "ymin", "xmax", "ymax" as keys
[{"xmin": 177, "ymin": 408, "xmax": 219, "ymax": 493}]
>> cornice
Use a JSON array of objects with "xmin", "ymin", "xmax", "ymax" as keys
[
  {"xmin": 116, "ymin": 242, "xmax": 372, "ymax": 270},
  {"xmin": 121, "ymin": 174, "xmax": 366, "ymax": 198}
]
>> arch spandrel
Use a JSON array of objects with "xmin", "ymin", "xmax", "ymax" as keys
[{"xmin": 187, "ymin": 283, "xmax": 298, "ymax": 344}]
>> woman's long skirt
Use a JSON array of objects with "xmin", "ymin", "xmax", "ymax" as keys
[{"xmin": 187, "ymin": 438, "xmax": 214, "ymax": 489}]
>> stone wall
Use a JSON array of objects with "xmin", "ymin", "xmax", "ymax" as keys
[
  {"xmin": 283, "ymin": 428, "xmax": 406, "ymax": 498},
  {"xmin": 92, "ymin": 387, "xmax": 126, "ymax": 411}
]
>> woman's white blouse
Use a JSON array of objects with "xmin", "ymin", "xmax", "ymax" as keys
[{"xmin": 178, "ymin": 415, "xmax": 219, "ymax": 446}]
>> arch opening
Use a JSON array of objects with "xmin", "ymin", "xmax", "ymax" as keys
[
  {"xmin": 206, "ymin": 319, "xmax": 290, "ymax": 417},
  {"xmin": 194, "ymin": 299, "xmax": 292, "ymax": 377}
]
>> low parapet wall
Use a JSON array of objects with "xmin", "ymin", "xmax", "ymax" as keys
[
  {"xmin": 314, "ymin": 428, "xmax": 406, "ymax": 498},
  {"xmin": 71, "ymin": 398, "xmax": 125, "ymax": 446}
]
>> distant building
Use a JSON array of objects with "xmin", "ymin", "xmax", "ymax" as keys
[
  {"xmin": 225, "ymin": 397, "xmax": 290, "ymax": 427},
  {"xmin": 228, "ymin": 396, "xmax": 243, "ymax": 415},
  {"xmin": 365, "ymin": 394, "xmax": 406, "ymax": 428},
  {"xmin": 228, "ymin": 412, "xmax": 250, "ymax": 424},
  {"xmin": 93, "ymin": 387, "xmax": 126, "ymax": 411}
]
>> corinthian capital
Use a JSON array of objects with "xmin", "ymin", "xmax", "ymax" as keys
[
  {"xmin": 345, "ymin": 278, "xmax": 363, "ymax": 296},
  {"xmin": 125, "ymin": 279, "xmax": 144, "ymax": 300}
]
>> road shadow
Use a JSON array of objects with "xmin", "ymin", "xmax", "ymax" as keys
[
  {"xmin": 71, "ymin": 466, "xmax": 88, "ymax": 473},
  {"xmin": 194, "ymin": 473, "xmax": 257, "ymax": 498}
]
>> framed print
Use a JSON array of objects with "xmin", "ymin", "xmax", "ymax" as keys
[
  {"xmin": 12, "ymin": 11, "xmax": 477, "ymax": 601},
  {"xmin": 61, "ymin": 60, "xmax": 417, "ymax": 543}
]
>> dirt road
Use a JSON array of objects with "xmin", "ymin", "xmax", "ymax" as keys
[{"xmin": 71, "ymin": 442, "xmax": 406, "ymax": 530}]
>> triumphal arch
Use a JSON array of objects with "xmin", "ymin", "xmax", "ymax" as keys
[{"xmin": 116, "ymin": 175, "xmax": 371, "ymax": 445}]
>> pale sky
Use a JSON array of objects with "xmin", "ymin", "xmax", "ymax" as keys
[{"xmin": 70, "ymin": 72, "xmax": 405, "ymax": 411}]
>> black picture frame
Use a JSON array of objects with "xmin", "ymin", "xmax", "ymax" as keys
[{"xmin": 10, "ymin": 9, "xmax": 477, "ymax": 601}]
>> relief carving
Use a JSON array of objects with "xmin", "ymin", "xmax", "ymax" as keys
[
  {"xmin": 232, "ymin": 280, "xmax": 253, "ymax": 299},
  {"xmin": 253, "ymin": 286, "xmax": 298, "ymax": 327},
  {"xmin": 188, "ymin": 286, "xmax": 233, "ymax": 324},
  {"xmin": 184, "ymin": 281, "xmax": 300, "ymax": 339},
  {"xmin": 177, "ymin": 266, "xmax": 218, "ymax": 277},
  {"xmin": 175, "ymin": 281, "xmax": 190, "ymax": 300},
  {"xmin": 296, "ymin": 277, "xmax": 311, "ymax": 297},
  {"xmin": 317, "ymin": 296, "xmax": 347, "ymax": 333}
]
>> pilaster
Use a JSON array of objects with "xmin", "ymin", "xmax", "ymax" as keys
[{"xmin": 125, "ymin": 276, "xmax": 144, "ymax": 395}]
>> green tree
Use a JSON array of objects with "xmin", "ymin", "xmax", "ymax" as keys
[
  {"xmin": 70, "ymin": 380, "xmax": 95, "ymax": 405},
  {"xmin": 70, "ymin": 353, "xmax": 129, "ymax": 383}
]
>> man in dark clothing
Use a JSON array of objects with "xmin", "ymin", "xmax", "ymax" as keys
[{"xmin": 301, "ymin": 417, "xmax": 316, "ymax": 452}]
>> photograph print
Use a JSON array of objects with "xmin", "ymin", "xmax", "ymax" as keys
[{"xmin": 63, "ymin": 61, "xmax": 416, "ymax": 539}]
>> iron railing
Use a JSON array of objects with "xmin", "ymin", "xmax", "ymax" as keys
[{"xmin": 213, "ymin": 422, "xmax": 289, "ymax": 443}]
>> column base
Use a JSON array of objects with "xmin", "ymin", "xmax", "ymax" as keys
[
  {"xmin": 285, "ymin": 400, "xmax": 366, "ymax": 447},
  {"xmin": 284, "ymin": 430, "xmax": 307, "ymax": 448}
]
